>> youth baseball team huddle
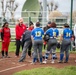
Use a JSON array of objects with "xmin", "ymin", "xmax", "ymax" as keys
[{"xmin": 0, "ymin": 18, "xmax": 74, "ymax": 64}]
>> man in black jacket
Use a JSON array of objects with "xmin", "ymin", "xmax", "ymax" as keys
[
  {"xmin": 43, "ymin": 21, "xmax": 51, "ymax": 50},
  {"xmin": 43, "ymin": 21, "xmax": 51, "ymax": 32},
  {"xmin": 19, "ymin": 29, "xmax": 32, "ymax": 62}
]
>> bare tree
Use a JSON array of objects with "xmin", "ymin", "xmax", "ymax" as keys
[
  {"xmin": 54, "ymin": 2, "xmax": 58, "ymax": 10},
  {"xmin": 48, "ymin": 0, "xmax": 59, "ymax": 12},
  {"xmin": 1, "ymin": 0, "xmax": 18, "ymax": 22},
  {"xmin": 1, "ymin": 0, "xmax": 8, "ymax": 19},
  {"xmin": 50, "ymin": 1, "xmax": 54, "ymax": 11},
  {"xmin": 7, "ymin": 0, "xmax": 18, "ymax": 22}
]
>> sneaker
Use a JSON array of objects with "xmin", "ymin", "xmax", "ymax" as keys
[
  {"xmin": 51, "ymin": 60, "xmax": 54, "ymax": 64},
  {"xmin": 1, "ymin": 56, "xmax": 5, "ymax": 58},
  {"xmin": 42, "ymin": 60, "xmax": 47, "ymax": 64},
  {"xmin": 58, "ymin": 60, "xmax": 63, "ymax": 63},
  {"xmin": 5, "ymin": 56, "xmax": 10, "ymax": 58},
  {"xmin": 30, "ymin": 62, "xmax": 35, "ymax": 65},
  {"xmin": 18, "ymin": 60, "xmax": 24, "ymax": 62},
  {"xmin": 64, "ymin": 61, "xmax": 68, "ymax": 63}
]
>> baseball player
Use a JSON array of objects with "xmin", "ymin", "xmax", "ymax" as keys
[
  {"xmin": 58, "ymin": 23, "xmax": 72, "ymax": 63},
  {"xmin": 19, "ymin": 29, "xmax": 32, "ymax": 62},
  {"xmin": 1, "ymin": 22, "xmax": 11, "ymax": 58},
  {"xmin": 31, "ymin": 22, "xmax": 44, "ymax": 64},
  {"xmin": 43, "ymin": 22, "xmax": 59, "ymax": 64}
]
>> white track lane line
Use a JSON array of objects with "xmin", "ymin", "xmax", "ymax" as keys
[{"xmin": 0, "ymin": 64, "xmax": 26, "ymax": 73}]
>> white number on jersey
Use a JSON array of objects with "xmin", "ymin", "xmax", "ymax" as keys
[
  {"xmin": 66, "ymin": 32, "xmax": 70, "ymax": 37},
  {"xmin": 35, "ymin": 31, "xmax": 41, "ymax": 37},
  {"xmin": 53, "ymin": 32, "xmax": 56, "ymax": 37}
]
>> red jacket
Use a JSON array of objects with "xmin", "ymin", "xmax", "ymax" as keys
[
  {"xmin": 15, "ymin": 23, "xmax": 26, "ymax": 40},
  {"xmin": 0, "ymin": 29, "xmax": 1, "ymax": 32},
  {"xmin": 1, "ymin": 27, "xmax": 11, "ymax": 41}
]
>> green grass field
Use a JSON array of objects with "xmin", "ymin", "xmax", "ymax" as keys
[
  {"xmin": 0, "ymin": 42, "xmax": 76, "ymax": 53},
  {"xmin": 13, "ymin": 66, "xmax": 76, "ymax": 75}
]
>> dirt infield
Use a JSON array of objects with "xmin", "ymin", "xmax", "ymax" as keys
[{"xmin": 0, "ymin": 52, "xmax": 76, "ymax": 75}]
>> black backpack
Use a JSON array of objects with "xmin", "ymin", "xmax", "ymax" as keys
[{"xmin": 57, "ymin": 42, "xmax": 61, "ymax": 49}]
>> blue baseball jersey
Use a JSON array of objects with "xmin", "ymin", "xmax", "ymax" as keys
[
  {"xmin": 46, "ymin": 28, "xmax": 59, "ymax": 37},
  {"xmin": 31, "ymin": 27, "xmax": 44, "ymax": 40},
  {"xmin": 63, "ymin": 28, "xmax": 72, "ymax": 39}
]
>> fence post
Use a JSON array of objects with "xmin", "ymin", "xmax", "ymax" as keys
[
  {"xmin": 42, "ymin": 0, "xmax": 47, "ymax": 27},
  {"xmin": 70, "ymin": 0, "xmax": 73, "ymax": 51},
  {"xmin": 29, "ymin": 16, "xmax": 31, "ymax": 26}
]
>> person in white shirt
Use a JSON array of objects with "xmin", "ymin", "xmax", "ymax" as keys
[
  {"xmin": 74, "ymin": 24, "xmax": 76, "ymax": 44},
  {"xmin": 74, "ymin": 24, "xmax": 76, "ymax": 62}
]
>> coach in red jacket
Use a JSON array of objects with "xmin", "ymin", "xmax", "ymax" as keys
[
  {"xmin": 15, "ymin": 18, "xmax": 27, "ymax": 57},
  {"xmin": 1, "ymin": 22, "xmax": 11, "ymax": 58}
]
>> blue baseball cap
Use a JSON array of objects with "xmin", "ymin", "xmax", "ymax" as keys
[{"xmin": 48, "ymin": 21, "xmax": 51, "ymax": 24}]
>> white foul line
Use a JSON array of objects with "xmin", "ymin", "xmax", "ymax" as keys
[
  {"xmin": 0, "ymin": 59, "xmax": 5, "ymax": 61},
  {"xmin": 0, "ymin": 64, "xmax": 26, "ymax": 73}
]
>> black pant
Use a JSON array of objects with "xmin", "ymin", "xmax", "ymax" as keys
[{"xmin": 15, "ymin": 39, "xmax": 22, "ymax": 56}]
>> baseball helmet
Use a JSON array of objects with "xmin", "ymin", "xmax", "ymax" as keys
[{"xmin": 43, "ymin": 34, "xmax": 50, "ymax": 41}]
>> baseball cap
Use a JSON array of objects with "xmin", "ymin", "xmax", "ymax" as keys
[
  {"xmin": 64, "ymin": 23, "xmax": 69, "ymax": 26},
  {"xmin": 63, "ymin": 23, "xmax": 69, "ymax": 28},
  {"xmin": 48, "ymin": 21, "xmax": 51, "ymax": 24}
]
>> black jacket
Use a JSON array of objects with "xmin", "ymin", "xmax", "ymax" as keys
[
  {"xmin": 43, "ymin": 25, "xmax": 50, "ymax": 32},
  {"xmin": 21, "ymin": 30, "xmax": 31, "ymax": 43}
]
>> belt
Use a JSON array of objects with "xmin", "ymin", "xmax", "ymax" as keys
[{"xmin": 50, "ymin": 37, "xmax": 56, "ymax": 38}]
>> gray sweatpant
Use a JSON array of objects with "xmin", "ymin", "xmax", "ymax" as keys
[
  {"xmin": 60, "ymin": 39, "xmax": 71, "ymax": 61},
  {"xmin": 47, "ymin": 38, "xmax": 57, "ymax": 53},
  {"xmin": 19, "ymin": 40, "xmax": 32, "ymax": 61},
  {"xmin": 33, "ymin": 40, "xmax": 43, "ymax": 59}
]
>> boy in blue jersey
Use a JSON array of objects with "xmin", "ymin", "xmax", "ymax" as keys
[
  {"xmin": 43, "ymin": 22, "xmax": 59, "ymax": 64},
  {"xmin": 31, "ymin": 22, "xmax": 44, "ymax": 64},
  {"xmin": 58, "ymin": 23, "xmax": 73, "ymax": 63}
]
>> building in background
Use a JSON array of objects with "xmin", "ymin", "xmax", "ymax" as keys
[{"xmin": 0, "ymin": 0, "xmax": 76, "ymax": 28}]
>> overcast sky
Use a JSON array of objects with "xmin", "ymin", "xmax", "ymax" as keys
[
  {"xmin": 15, "ymin": 0, "xmax": 76, "ymax": 12},
  {"xmin": 0, "ymin": 0, "xmax": 76, "ymax": 18}
]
